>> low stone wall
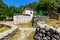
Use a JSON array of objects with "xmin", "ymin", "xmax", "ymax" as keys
[{"xmin": 0, "ymin": 23, "xmax": 18, "ymax": 40}]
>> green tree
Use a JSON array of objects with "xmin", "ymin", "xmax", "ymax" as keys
[{"xmin": 38, "ymin": 0, "xmax": 54, "ymax": 15}]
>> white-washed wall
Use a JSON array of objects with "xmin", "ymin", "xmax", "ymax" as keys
[{"xmin": 13, "ymin": 15, "xmax": 32, "ymax": 24}]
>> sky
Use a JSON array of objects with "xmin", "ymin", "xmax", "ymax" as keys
[{"xmin": 2, "ymin": 0, "xmax": 39, "ymax": 7}]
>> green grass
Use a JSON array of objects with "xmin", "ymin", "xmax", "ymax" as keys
[{"xmin": 0, "ymin": 26, "xmax": 9, "ymax": 32}]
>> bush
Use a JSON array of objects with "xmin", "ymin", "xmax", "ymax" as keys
[{"xmin": 0, "ymin": 16, "xmax": 6, "ymax": 20}]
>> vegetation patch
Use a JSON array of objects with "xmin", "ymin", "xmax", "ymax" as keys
[
  {"xmin": 46, "ymin": 18, "xmax": 60, "ymax": 28},
  {"xmin": 15, "ymin": 21, "xmax": 33, "ymax": 28},
  {"xmin": 10, "ymin": 29, "xmax": 21, "ymax": 40},
  {"xmin": 0, "ymin": 25, "xmax": 9, "ymax": 32}
]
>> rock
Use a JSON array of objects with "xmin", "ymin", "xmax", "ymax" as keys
[
  {"xmin": 43, "ymin": 37, "xmax": 47, "ymax": 40},
  {"xmin": 34, "ymin": 26, "xmax": 60, "ymax": 40}
]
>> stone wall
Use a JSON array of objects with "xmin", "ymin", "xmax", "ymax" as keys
[
  {"xmin": 32, "ymin": 16, "xmax": 49, "ymax": 26},
  {"xmin": 0, "ymin": 23, "xmax": 18, "ymax": 40},
  {"xmin": 34, "ymin": 16, "xmax": 49, "ymax": 22}
]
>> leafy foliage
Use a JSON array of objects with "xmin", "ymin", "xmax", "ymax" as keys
[{"xmin": 0, "ymin": 0, "xmax": 60, "ymax": 18}]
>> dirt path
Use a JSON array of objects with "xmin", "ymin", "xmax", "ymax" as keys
[
  {"xmin": 0, "ymin": 21, "xmax": 36, "ymax": 40},
  {"xmin": 18, "ymin": 28, "xmax": 36, "ymax": 40}
]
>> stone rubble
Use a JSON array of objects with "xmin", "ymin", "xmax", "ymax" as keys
[{"xmin": 34, "ymin": 22, "xmax": 60, "ymax": 40}]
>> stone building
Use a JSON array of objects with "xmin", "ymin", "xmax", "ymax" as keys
[{"xmin": 23, "ymin": 9, "xmax": 34, "ymax": 17}]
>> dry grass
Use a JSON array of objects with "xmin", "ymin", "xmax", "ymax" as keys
[
  {"xmin": 26, "ymin": 31, "xmax": 35, "ymax": 40},
  {"xmin": 46, "ymin": 19, "xmax": 60, "ymax": 28},
  {"xmin": 0, "ymin": 26, "xmax": 9, "ymax": 32},
  {"xmin": 10, "ymin": 29, "xmax": 21, "ymax": 40},
  {"xmin": 46, "ymin": 19, "xmax": 59, "ymax": 25},
  {"xmin": 15, "ymin": 21, "xmax": 33, "ymax": 28}
]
